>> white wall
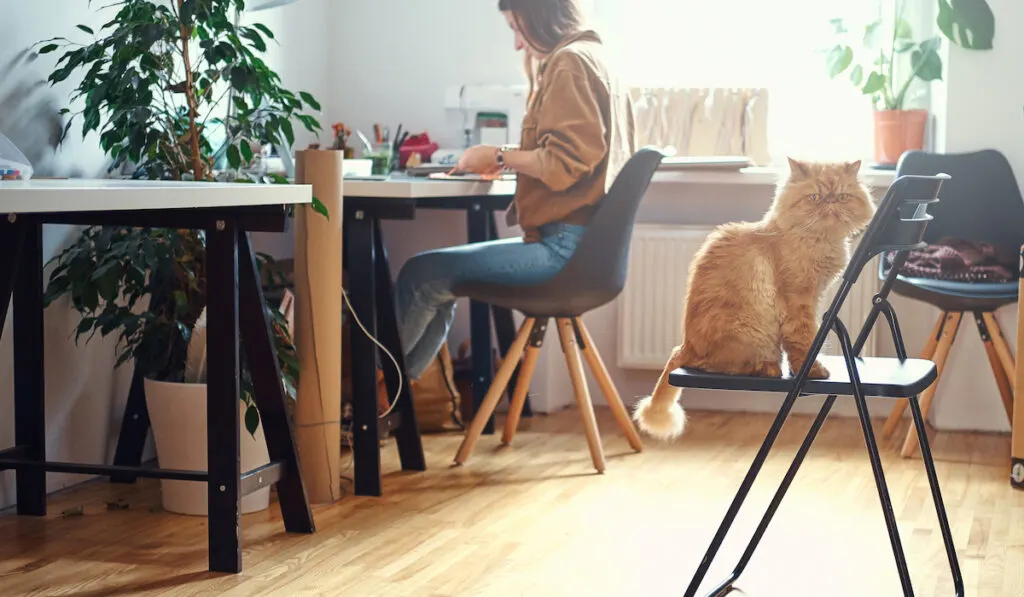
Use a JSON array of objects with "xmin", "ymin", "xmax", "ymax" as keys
[{"xmin": 0, "ymin": 0, "xmax": 332, "ymax": 509}]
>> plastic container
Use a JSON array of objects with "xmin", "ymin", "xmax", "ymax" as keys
[{"xmin": 0, "ymin": 133, "xmax": 34, "ymax": 180}]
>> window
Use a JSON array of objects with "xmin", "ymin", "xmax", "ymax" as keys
[{"xmin": 588, "ymin": 0, "xmax": 891, "ymax": 165}]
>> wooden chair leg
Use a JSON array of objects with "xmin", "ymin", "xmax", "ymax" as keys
[
  {"xmin": 574, "ymin": 318, "xmax": 643, "ymax": 453},
  {"xmin": 454, "ymin": 318, "xmax": 535, "ymax": 465},
  {"xmin": 882, "ymin": 313, "xmax": 943, "ymax": 438},
  {"xmin": 556, "ymin": 318, "xmax": 607, "ymax": 473},
  {"xmin": 982, "ymin": 312, "xmax": 1015, "ymax": 422},
  {"xmin": 501, "ymin": 319, "xmax": 546, "ymax": 445},
  {"xmin": 901, "ymin": 311, "xmax": 963, "ymax": 458}
]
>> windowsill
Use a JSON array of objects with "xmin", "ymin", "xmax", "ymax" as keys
[{"xmin": 653, "ymin": 166, "xmax": 897, "ymax": 189}]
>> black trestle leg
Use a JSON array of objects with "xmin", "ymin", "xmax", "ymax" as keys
[
  {"xmin": 835, "ymin": 319, "xmax": 915, "ymax": 596},
  {"xmin": 0, "ymin": 214, "xmax": 26, "ymax": 341},
  {"xmin": 707, "ymin": 394, "xmax": 839, "ymax": 597},
  {"xmin": 237, "ymin": 231, "xmax": 315, "ymax": 534},
  {"xmin": 205, "ymin": 219, "xmax": 242, "ymax": 573},
  {"xmin": 371, "ymin": 220, "xmax": 426, "ymax": 472},
  {"xmin": 109, "ymin": 369, "xmax": 151, "ymax": 483},
  {"xmin": 13, "ymin": 217, "xmax": 45, "ymax": 516},
  {"xmin": 908, "ymin": 395, "xmax": 964, "ymax": 596},
  {"xmin": 346, "ymin": 211, "xmax": 383, "ymax": 497}
]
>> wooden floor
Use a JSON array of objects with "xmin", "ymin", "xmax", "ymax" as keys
[{"xmin": 2, "ymin": 406, "xmax": 1022, "ymax": 596}]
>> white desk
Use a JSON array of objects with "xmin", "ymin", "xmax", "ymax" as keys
[
  {"xmin": 341, "ymin": 166, "xmax": 898, "ymax": 200},
  {"xmin": 342, "ymin": 174, "xmax": 515, "ymax": 199},
  {"xmin": 0, "ymin": 178, "xmax": 315, "ymax": 574},
  {"xmin": 0, "ymin": 178, "xmax": 311, "ymax": 213}
]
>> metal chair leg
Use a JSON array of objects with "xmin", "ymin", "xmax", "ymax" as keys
[
  {"xmin": 683, "ymin": 384, "xmax": 804, "ymax": 597},
  {"xmin": 908, "ymin": 394, "xmax": 965, "ymax": 596}
]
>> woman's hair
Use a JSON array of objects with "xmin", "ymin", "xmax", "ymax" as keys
[{"xmin": 498, "ymin": 0, "xmax": 588, "ymax": 110}]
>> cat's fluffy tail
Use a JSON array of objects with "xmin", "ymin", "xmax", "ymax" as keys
[{"xmin": 632, "ymin": 346, "xmax": 689, "ymax": 441}]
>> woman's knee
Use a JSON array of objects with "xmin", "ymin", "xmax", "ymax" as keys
[{"xmin": 396, "ymin": 251, "xmax": 454, "ymax": 304}]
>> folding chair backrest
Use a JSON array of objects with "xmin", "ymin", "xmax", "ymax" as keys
[{"xmin": 844, "ymin": 173, "xmax": 950, "ymax": 284}]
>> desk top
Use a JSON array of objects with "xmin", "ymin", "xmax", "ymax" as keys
[
  {"xmin": 0, "ymin": 178, "xmax": 312, "ymax": 214},
  {"xmin": 343, "ymin": 175, "xmax": 516, "ymax": 199},
  {"xmin": 342, "ymin": 166, "xmax": 898, "ymax": 200}
]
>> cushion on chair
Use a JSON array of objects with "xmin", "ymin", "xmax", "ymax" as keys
[
  {"xmin": 891, "ymin": 276, "xmax": 1018, "ymax": 312},
  {"xmin": 668, "ymin": 355, "xmax": 937, "ymax": 398}
]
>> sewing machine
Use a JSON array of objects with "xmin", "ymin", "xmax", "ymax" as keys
[{"xmin": 443, "ymin": 84, "xmax": 528, "ymax": 152}]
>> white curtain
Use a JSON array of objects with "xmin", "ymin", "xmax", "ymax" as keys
[{"xmin": 589, "ymin": 0, "xmax": 883, "ymax": 165}]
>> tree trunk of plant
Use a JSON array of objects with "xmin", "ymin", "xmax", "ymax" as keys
[{"xmin": 178, "ymin": 0, "xmax": 204, "ymax": 181}]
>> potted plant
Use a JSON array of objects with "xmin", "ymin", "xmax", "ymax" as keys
[
  {"xmin": 36, "ymin": 0, "xmax": 323, "ymax": 515},
  {"xmin": 825, "ymin": 0, "xmax": 996, "ymax": 166}
]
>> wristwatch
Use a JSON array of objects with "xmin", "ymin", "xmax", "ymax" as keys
[{"xmin": 495, "ymin": 146, "xmax": 507, "ymax": 168}]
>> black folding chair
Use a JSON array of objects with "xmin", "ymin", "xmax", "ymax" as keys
[{"xmin": 670, "ymin": 172, "xmax": 963, "ymax": 596}]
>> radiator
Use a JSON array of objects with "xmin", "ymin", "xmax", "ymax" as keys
[{"xmin": 617, "ymin": 224, "xmax": 879, "ymax": 370}]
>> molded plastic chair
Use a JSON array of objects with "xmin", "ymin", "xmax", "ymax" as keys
[
  {"xmin": 670, "ymin": 173, "xmax": 963, "ymax": 597},
  {"xmin": 451, "ymin": 146, "xmax": 669, "ymax": 472},
  {"xmin": 880, "ymin": 150, "xmax": 1023, "ymax": 458}
]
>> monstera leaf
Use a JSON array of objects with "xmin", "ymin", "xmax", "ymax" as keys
[{"xmin": 937, "ymin": 0, "xmax": 995, "ymax": 50}]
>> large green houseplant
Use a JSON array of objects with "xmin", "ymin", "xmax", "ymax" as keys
[
  {"xmin": 35, "ymin": 0, "xmax": 323, "ymax": 514},
  {"xmin": 825, "ymin": 0, "xmax": 996, "ymax": 165}
]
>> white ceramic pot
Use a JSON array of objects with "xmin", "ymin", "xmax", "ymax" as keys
[{"xmin": 143, "ymin": 378, "xmax": 271, "ymax": 516}]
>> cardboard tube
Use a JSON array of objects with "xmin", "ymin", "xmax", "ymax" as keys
[{"xmin": 293, "ymin": 149, "xmax": 344, "ymax": 505}]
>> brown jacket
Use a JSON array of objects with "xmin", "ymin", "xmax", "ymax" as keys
[{"xmin": 507, "ymin": 30, "xmax": 637, "ymax": 242}]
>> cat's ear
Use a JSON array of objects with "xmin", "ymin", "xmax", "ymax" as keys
[
  {"xmin": 787, "ymin": 157, "xmax": 811, "ymax": 179},
  {"xmin": 843, "ymin": 160, "xmax": 862, "ymax": 175}
]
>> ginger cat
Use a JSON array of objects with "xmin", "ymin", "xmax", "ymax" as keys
[{"xmin": 633, "ymin": 158, "xmax": 877, "ymax": 440}]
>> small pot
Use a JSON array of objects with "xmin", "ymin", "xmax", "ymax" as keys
[
  {"xmin": 873, "ymin": 109, "xmax": 929, "ymax": 166},
  {"xmin": 144, "ymin": 378, "xmax": 271, "ymax": 516}
]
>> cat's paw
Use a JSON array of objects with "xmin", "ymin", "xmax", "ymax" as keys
[
  {"xmin": 757, "ymin": 361, "xmax": 784, "ymax": 377},
  {"xmin": 808, "ymin": 361, "xmax": 830, "ymax": 379}
]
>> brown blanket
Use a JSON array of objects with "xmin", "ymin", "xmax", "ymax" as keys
[{"xmin": 888, "ymin": 237, "xmax": 1018, "ymax": 283}]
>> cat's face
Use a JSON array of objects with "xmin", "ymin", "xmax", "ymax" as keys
[{"xmin": 772, "ymin": 158, "xmax": 876, "ymax": 234}]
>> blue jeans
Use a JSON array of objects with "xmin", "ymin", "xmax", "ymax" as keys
[{"xmin": 394, "ymin": 222, "xmax": 586, "ymax": 379}]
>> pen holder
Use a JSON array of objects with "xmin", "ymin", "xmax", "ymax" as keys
[{"xmin": 365, "ymin": 143, "xmax": 393, "ymax": 175}]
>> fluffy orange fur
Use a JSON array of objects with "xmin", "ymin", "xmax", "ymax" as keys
[{"xmin": 633, "ymin": 158, "xmax": 877, "ymax": 440}]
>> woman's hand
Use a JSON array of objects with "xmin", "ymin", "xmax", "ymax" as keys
[{"xmin": 457, "ymin": 145, "xmax": 501, "ymax": 175}]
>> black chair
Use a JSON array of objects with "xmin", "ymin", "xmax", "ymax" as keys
[
  {"xmin": 671, "ymin": 173, "xmax": 963, "ymax": 596},
  {"xmin": 880, "ymin": 149, "xmax": 1023, "ymax": 458},
  {"xmin": 451, "ymin": 146, "xmax": 669, "ymax": 472}
]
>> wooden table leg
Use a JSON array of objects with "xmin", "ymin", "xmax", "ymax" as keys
[
  {"xmin": 1012, "ymin": 245, "xmax": 1024, "ymax": 489},
  {"xmin": 205, "ymin": 218, "xmax": 242, "ymax": 573}
]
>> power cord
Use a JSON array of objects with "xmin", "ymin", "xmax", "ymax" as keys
[{"xmin": 341, "ymin": 287, "xmax": 401, "ymax": 418}]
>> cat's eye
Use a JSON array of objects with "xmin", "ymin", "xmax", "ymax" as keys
[
  {"xmin": 837, "ymin": 193, "xmax": 852, "ymax": 202},
  {"xmin": 808, "ymin": 193, "xmax": 821, "ymax": 202}
]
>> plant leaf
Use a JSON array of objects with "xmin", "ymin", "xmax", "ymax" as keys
[
  {"xmin": 227, "ymin": 144, "xmax": 242, "ymax": 170},
  {"xmin": 826, "ymin": 45, "xmax": 854, "ymax": 79},
  {"xmin": 299, "ymin": 92, "xmax": 321, "ymax": 111},
  {"xmin": 245, "ymin": 404, "xmax": 260, "ymax": 437},
  {"xmin": 76, "ymin": 25, "xmax": 94, "ymax": 35},
  {"xmin": 311, "ymin": 196, "xmax": 329, "ymax": 220},
  {"xmin": 849, "ymin": 64, "xmax": 864, "ymax": 87},
  {"xmin": 862, "ymin": 71, "xmax": 885, "ymax": 95},
  {"xmin": 936, "ymin": 0, "xmax": 995, "ymax": 50},
  {"xmin": 912, "ymin": 47, "xmax": 944, "ymax": 81}
]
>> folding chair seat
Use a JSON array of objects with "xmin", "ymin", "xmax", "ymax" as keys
[{"xmin": 671, "ymin": 173, "xmax": 964, "ymax": 597}]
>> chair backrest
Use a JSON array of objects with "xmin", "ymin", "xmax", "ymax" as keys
[
  {"xmin": 846, "ymin": 172, "xmax": 949, "ymax": 283},
  {"xmin": 895, "ymin": 149, "xmax": 1024, "ymax": 250},
  {"xmin": 540, "ymin": 146, "xmax": 667, "ymax": 306}
]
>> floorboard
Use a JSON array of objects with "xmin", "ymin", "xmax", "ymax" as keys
[{"xmin": 1, "ymin": 407, "xmax": 1021, "ymax": 596}]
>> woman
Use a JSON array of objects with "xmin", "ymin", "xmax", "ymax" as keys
[{"xmin": 393, "ymin": 0, "xmax": 637, "ymax": 381}]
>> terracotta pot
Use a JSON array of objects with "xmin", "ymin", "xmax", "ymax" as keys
[{"xmin": 873, "ymin": 109, "xmax": 928, "ymax": 166}]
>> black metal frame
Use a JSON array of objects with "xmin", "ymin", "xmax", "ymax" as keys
[
  {"xmin": 0, "ymin": 206, "xmax": 315, "ymax": 574},
  {"xmin": 340, "ymin": 191, "xmax": 530, "ymax": 496},
  {"xmin": 679, "ymin": 176, "xmax": 964, "ymax": 597}
]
